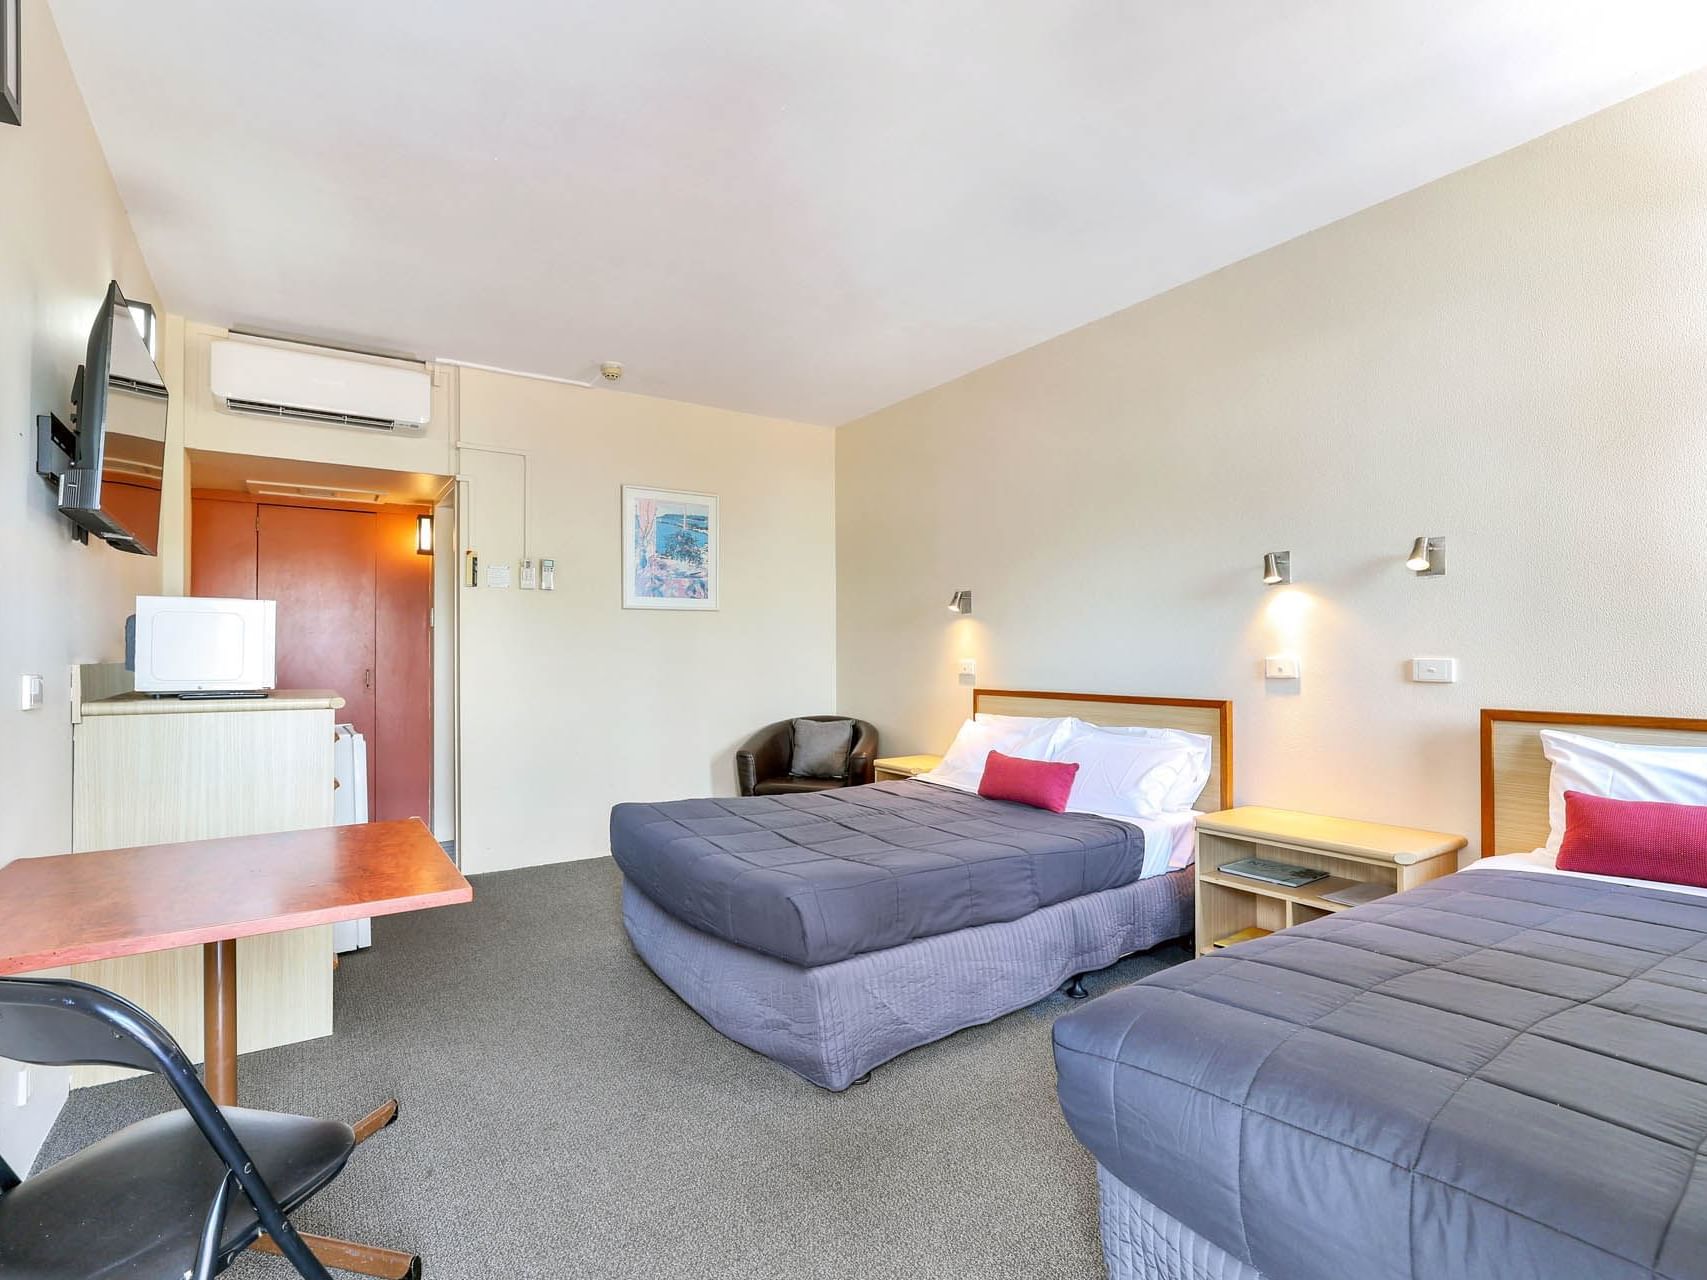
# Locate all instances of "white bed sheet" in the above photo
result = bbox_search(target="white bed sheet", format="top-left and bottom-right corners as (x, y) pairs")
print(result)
(1466, 847), (1707, 902)
(908, 773), (1196, 878)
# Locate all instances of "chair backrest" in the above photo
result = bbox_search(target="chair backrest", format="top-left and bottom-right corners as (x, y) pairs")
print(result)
(0, 977), (185, 1075)
(0, 977), (335, 1279)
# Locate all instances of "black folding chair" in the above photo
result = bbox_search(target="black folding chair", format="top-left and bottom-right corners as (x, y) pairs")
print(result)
(0, 976), (359, 1279)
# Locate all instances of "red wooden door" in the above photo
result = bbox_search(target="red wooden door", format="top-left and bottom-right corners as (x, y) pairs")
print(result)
(373, 510), (433, 823)
(257, 506), (378, 804)
(191, 498), (259, 598)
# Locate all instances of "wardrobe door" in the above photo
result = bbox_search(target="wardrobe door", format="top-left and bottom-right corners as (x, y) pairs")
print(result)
(257, 505), (378, 801)
(374, 509), (433, 822)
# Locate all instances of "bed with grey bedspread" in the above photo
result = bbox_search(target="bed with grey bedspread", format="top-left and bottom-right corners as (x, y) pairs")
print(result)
(611, 780), (1152, 966)
(611, 780), (1192, 1088)
(1053, 868), (1707, 1280)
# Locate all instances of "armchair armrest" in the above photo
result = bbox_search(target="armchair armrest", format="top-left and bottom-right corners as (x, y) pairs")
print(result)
(847, 721), (879, 785)
(736, 721), (791, 795)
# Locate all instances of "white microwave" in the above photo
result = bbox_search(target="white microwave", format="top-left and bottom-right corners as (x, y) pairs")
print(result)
(130, 596), (277, 695)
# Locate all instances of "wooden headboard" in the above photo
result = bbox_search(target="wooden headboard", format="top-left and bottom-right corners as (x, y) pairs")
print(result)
(973, 688), (1233, 813)
(1480, 708), (1707, 855)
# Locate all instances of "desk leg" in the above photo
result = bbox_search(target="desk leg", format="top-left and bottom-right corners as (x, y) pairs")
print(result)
(203, 939), (239, 1106)
(204, 940), (422, 1277)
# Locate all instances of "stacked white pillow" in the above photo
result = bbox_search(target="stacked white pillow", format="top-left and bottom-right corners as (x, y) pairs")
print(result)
(919, 713), (1211, 821)
(1053, 719), (1212, 821)
(923, 715), (1072, 791)
(1540, 729), (1707, 855)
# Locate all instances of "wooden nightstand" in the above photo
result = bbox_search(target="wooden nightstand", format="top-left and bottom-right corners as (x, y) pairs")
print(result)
(1193, 806), (1466, 956)
(873, 754), (943, 783)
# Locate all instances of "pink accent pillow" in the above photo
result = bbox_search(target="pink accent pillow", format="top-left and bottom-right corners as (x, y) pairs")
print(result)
(977, 750), (1079, 813)
(1557, 790), (1707, 888)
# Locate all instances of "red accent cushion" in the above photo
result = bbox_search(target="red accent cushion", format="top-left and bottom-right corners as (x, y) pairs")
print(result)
(978, 750), (1079, 813)
(1557, 790), (1707, 888)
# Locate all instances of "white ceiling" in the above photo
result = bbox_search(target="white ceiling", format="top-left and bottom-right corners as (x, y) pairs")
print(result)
(51, 2), (1707, 426)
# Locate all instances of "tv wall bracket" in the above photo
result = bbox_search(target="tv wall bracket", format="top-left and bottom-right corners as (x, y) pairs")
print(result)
(35, 365), (89, 543)
(35, 411), (75, 486)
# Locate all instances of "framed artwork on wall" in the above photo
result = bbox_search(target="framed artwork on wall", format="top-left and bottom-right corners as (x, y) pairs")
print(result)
(622, 485), (719, 610)
(1, 0), (19, 127)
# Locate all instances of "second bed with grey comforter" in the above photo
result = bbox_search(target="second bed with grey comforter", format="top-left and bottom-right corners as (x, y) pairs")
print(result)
(611, 779), (1193, 1088)
(1054, 868), (1707, 1280)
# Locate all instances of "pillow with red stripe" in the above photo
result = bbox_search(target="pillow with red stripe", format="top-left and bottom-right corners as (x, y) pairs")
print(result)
(1556, 790), (1707, 888)
(978, 750), (1079, 813)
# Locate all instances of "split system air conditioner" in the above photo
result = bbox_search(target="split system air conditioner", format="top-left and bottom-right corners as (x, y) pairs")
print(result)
(209, 339), (432, 435)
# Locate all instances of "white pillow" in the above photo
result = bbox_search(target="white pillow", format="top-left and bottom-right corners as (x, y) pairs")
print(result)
(1052, 721), (1212, 820)
(923, 716), (1069, 791)
(1540, 729), (1707, 854)
(1060, 719), (1212, 813)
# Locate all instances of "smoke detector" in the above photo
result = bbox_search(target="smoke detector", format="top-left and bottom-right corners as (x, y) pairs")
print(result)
(599, 361), (624, 382)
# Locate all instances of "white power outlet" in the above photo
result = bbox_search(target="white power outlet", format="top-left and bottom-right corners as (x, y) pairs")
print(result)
(958, 658), (976, 678)
(1263, 654), (1301, 680)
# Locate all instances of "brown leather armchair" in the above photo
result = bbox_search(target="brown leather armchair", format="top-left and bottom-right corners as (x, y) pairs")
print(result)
(737, 717), (879, 796)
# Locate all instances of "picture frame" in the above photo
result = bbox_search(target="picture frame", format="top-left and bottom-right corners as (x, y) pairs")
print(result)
(1, 0), (18, 128)
(622, 485), (719, 610)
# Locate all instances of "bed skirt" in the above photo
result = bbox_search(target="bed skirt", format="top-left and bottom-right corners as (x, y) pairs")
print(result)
(619, 865), (1193, 1091)
(1098, 1165), (1264, 1280)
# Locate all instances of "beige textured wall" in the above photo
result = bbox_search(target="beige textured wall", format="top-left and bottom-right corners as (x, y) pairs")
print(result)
(455, 368), (836, 872)
(837, 70), (1707, 851)
(0, 0), (163, 1169)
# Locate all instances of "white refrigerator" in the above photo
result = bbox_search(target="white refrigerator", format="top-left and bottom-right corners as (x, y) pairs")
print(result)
(331, 723), (373, 952)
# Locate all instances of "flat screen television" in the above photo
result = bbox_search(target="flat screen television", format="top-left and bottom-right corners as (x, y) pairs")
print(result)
(54, 281), (169, 554)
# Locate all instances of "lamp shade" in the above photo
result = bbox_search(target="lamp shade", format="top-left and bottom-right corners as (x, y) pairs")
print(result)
(1407, 536), (1445, 575)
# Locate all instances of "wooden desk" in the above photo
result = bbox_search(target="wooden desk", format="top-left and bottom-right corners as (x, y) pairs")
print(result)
(0, 819), (472, 1279)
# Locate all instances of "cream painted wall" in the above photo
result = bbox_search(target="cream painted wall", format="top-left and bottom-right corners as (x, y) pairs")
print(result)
(454, 368), (836, 872)
(837, 69), (1707, 853)
(0, 0), (164, 1171)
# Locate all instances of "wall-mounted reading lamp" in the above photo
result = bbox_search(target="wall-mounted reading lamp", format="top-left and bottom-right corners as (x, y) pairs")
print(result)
(416, 514), (433, 556)
(947, 590), (972, 615)
(1406, 536), (1445, 576)
(1261, 552), (1291, 586)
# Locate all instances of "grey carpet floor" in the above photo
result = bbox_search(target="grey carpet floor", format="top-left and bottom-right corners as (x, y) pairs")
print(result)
(38, 858), (1187, 1279)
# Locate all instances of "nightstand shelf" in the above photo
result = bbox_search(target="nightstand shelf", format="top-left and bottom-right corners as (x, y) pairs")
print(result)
(873, 754), (943, 783)
(1194, 807), (1466, 956)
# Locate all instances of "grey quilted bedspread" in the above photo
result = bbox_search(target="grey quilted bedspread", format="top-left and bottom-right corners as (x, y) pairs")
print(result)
(609, 780), (1146, 967)
(1054, 868), (1707, 1280)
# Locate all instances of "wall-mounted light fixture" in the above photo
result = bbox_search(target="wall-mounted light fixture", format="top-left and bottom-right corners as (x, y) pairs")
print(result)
(946, 590), (972, 615)
(1261, 552), (1291, 586)
(1406, 536), (1445, 576)
(416, 513), (433, 556)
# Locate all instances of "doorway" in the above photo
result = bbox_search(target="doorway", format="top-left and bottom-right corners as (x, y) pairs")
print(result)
(190, 490), (433, 823)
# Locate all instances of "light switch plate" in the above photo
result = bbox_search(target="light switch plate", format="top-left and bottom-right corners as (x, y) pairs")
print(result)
(1263, 654), (1301, 680)
(519, 559), (537, 590)
(18, 674), (42, 711)
(958, 658), (976, 677)
(1411, 656), (1457, 684)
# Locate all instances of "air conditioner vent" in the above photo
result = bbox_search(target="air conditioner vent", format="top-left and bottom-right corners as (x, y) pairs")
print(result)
(223, 397), (422, 434)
